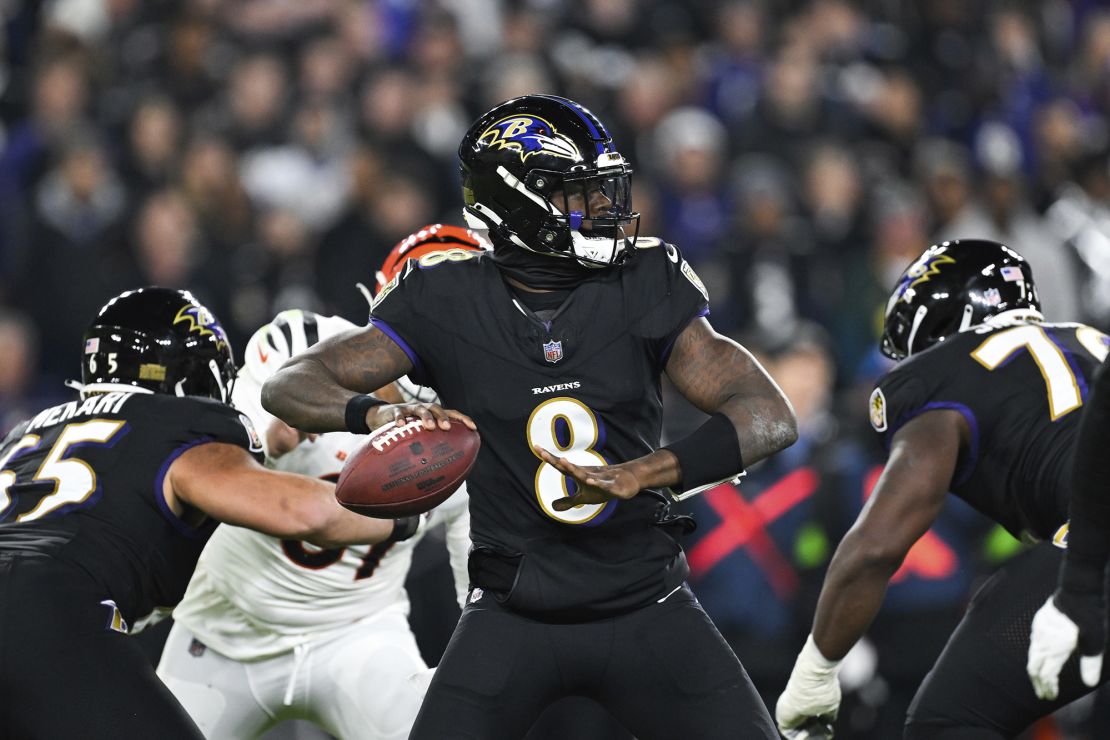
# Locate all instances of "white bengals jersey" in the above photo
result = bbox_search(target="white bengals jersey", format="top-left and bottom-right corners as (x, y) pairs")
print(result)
(172, 374), (471, 661)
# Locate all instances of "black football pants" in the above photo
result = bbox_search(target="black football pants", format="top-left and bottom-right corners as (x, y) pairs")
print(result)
(905, 543), (1109, 739)
(408, 583), (777, 740)
(0, 553), (204, 740)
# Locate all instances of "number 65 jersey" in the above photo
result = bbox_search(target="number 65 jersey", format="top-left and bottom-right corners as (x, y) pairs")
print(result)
(370, 240), (710, 620)
(0, 392), (261, 630)
(869, 320), (1110, 542)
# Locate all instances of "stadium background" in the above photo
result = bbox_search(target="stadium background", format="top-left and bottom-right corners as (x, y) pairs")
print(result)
(3, 1), (1110, 738)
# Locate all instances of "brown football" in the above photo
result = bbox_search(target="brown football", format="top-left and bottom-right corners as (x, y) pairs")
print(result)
(335, 420), (480, 518)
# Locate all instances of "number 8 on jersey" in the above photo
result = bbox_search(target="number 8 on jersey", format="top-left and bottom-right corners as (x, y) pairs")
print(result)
(527, 397), (614, 525)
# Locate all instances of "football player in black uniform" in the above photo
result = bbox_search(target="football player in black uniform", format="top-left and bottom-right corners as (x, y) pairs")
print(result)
(1027, 334), (1110, 701)
(261, 94), (798, 739)
(775, 239), (1110, 739)
(0, 288), (419, 740)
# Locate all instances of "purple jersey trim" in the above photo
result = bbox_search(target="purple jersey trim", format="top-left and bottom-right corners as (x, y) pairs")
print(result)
(154, 437), (217, 539)
(888, 401), (980, 487)
(370, 318), (429, 386)
(659, 306), (711, 369)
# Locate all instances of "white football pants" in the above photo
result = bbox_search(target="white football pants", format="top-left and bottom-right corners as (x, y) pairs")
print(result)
(157, 612), (432, 740)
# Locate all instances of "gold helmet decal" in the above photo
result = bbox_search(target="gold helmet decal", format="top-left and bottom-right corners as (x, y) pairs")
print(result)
(173, 304), (228, 351)
(889, 251), (957, 313)
(477, 115), (582, 163)
(905, 252), (956, 291)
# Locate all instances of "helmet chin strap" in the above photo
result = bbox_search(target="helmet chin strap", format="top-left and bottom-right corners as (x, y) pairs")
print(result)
(463, 205), (494, 232)
(905, 305), (930, 357)
(958, 303), (976, 333)
(209, 359), (229, 403)
(464, 204), (542, 255)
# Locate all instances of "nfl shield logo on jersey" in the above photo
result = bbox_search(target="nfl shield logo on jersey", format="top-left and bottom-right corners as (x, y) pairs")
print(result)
(543, 340), (563, 364)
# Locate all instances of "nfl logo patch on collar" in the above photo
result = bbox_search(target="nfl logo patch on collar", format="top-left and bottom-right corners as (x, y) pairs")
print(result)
(543, 339), (563, 364)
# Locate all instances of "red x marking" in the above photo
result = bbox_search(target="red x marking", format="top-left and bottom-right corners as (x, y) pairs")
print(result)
(687, 468), (819, 598)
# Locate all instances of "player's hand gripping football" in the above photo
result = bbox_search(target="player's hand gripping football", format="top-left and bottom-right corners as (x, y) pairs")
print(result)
(1027, 589), (1106, 700)
(533, 447), (643, 511)
(776, 636), (841, 739)
(367, 402), (476, 433)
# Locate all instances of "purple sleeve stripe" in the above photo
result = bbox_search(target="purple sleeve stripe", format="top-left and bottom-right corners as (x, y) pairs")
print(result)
(370, 318), (429, 386)
(154, 437), (216, 539)
(888, 401), (980, 486)
(659, 307), (711, 368)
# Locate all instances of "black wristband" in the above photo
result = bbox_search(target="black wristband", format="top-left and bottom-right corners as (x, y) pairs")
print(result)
(388, 515), (421, 543)
(661, 412), (744, 493)
(344, 394), (387, 435)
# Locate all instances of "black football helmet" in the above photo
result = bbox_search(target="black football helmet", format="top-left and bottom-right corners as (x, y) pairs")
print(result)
(880, 239), (1042, 360)
(81, 287), (236, 402)
(458, 94), (639, 267)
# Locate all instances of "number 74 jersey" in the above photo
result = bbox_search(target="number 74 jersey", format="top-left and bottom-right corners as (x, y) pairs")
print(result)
(868, 321), (1110, 541)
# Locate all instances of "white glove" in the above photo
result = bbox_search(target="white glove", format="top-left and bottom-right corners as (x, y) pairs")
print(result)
(776, 635), (842, 738)
(1027, 595), (1103, 700)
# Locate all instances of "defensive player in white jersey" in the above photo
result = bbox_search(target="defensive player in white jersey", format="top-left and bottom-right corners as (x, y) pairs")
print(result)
(157, 227), (486, 740)
(157, 306), (470, 740)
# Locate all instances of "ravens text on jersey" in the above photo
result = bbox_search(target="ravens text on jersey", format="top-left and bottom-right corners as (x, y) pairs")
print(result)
(262, 94), (794, 740)
(370, 238), (707, 619)
(365, 237), (783, 740)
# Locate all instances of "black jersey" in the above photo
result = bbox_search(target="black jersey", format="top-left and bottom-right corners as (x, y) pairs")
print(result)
(370, 238), (710, 618)
(0, 391), (261, 628)
(870, 321), (1110, 540)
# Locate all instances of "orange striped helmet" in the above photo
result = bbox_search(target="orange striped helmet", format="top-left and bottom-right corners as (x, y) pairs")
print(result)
(374, 224), (490, 296)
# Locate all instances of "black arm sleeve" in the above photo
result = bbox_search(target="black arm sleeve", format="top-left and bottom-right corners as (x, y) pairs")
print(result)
(1062, 358), (1110, 594)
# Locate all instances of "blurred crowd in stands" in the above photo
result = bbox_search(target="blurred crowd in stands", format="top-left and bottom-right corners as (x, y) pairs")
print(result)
(5, 1), (1110, 738)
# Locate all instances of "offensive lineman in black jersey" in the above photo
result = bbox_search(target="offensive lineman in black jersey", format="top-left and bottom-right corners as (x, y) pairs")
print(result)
(261, 94), (798, 739)
(776, 239), (1110, 739)
(0, 288), (421, 740)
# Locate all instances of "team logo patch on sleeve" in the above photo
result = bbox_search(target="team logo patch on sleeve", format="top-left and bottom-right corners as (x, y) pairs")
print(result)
(239, 413), (264, 453)
(869, 388), (888, 432)
(680, 260), (708, 301)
